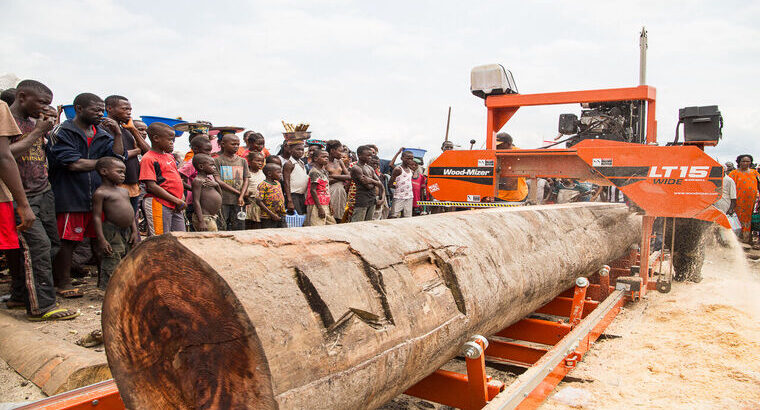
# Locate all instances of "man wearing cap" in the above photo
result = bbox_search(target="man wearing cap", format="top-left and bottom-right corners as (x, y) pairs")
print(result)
(495, 132), (528, 202)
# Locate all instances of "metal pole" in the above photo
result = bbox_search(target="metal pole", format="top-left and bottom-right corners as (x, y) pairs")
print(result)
(639, 27), (647, 85)
(638, 27), (648, 143)
(444, 106), (452, 142)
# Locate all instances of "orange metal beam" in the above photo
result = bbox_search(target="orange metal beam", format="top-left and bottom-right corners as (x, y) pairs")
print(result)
(404, 369), (504, 410)
(16, 380), (122, 410)
(485, 339), (548, 367)
(482, 85), (658, 149)
(534, 297), (599, 319)
(466, 341), (490, 410)
(568, 282), (589, 326)
(494, 318), (572, 346)
(486, 86), (656, 108)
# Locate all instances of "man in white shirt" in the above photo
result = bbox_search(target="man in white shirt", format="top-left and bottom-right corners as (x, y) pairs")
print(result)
(714, 166), (737, 215)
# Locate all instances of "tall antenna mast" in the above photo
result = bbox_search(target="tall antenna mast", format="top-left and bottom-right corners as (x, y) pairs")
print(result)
(639, 27), (648, 85)
(444, 106), (452, 142)
(638, 27), (648, 143)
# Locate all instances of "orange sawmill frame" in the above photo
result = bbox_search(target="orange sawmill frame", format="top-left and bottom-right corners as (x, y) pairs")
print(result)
(484, 86), (657, 149)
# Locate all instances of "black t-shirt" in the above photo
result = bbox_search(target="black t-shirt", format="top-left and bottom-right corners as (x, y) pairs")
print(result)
(120, 125), (140, 184)
(354, 164), (377, 207)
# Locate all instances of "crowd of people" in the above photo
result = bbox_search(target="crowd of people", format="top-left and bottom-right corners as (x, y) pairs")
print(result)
(0, 80), (437, 322)
(0, 79), (754, 322)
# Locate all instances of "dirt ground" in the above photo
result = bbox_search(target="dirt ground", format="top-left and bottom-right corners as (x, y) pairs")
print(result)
(1, 231), (759, 409)
(542, 233), (760, 409)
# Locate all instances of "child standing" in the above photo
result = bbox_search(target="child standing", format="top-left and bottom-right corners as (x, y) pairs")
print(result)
(179, 135), (213, 192)
(180, 136), (213, 229)
(305, 149), (335, 226)
(139, 123), (186, 235)
(257, 163), (286, 229)
(91, 157), (138, 289)
(245, 151), (266, 229)
(388, 150), (415, 218)
(191, 154), (222, 232)
(214, 133), (248, 230)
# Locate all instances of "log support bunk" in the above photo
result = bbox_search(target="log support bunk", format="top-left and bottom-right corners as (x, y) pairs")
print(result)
(19, 246), (658, 410)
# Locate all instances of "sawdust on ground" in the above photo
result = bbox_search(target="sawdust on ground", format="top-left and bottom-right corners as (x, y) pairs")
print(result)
(543, 234), (760, 409)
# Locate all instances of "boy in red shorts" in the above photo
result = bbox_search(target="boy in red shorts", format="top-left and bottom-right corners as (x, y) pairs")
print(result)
(140, 122), (186, 234)
(47, 93), (125, 297)
(5, 80), (78, 320)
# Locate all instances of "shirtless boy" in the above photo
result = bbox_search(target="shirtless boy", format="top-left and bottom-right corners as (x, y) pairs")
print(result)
(191, 154), (222, 231)
(91, 157), (138, 289)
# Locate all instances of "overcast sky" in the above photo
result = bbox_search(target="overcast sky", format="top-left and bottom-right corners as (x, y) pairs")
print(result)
(2, 1), (757, 163)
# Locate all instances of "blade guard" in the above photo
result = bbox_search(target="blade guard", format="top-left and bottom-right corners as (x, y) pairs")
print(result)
(427, 140), (729, 228)
(573, 140), (727, 228)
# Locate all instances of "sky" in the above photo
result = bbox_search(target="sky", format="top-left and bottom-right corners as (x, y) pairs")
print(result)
(2, 1), (758, 163)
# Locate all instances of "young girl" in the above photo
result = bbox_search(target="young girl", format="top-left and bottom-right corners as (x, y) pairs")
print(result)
(305, 150), (335, 226)
(256, 163), (287, 229)
(245, 151), (266, 229)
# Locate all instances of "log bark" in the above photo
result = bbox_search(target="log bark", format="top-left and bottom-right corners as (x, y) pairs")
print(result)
(0, 313), (111, 395)
(102, 203), (640, 409)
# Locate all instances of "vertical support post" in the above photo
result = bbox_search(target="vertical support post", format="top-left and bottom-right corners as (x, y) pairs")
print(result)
(463, 336), (489, 410)
(569, 277), (589, 326)
(598, 265), (610, 301)
(646, 99), (657, 144)
(529, 176), (538, 204)
(639, 216), (655, 296)
(486, 107), (495, 149)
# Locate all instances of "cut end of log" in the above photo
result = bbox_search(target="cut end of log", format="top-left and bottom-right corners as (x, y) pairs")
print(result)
(101, 235), (275, 409)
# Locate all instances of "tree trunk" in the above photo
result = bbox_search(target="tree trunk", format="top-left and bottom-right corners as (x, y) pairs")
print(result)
(102, 203), (640, 409)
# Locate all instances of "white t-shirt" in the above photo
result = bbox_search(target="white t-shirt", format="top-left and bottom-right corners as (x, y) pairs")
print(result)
(714, 175), (737, 213)
(289, 157), (308, 194)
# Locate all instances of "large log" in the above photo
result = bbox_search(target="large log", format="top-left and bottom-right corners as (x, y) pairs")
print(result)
(0, 312), (111, 395)
(102, 203), (640, 409)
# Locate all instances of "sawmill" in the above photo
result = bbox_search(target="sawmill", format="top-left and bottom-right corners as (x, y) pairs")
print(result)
(13, 30), (732, 410)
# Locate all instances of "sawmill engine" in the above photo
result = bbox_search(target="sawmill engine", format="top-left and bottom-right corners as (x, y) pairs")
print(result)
(558, 101), (645, 147)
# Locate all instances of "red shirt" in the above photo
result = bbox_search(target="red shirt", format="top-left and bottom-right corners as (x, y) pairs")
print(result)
(87, 125), (95, 146)
(139, 150), (184, 209)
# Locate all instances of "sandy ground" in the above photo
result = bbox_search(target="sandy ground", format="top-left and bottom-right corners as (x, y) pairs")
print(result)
(543, 233), (760, 409)
(1, 232), (759, 409)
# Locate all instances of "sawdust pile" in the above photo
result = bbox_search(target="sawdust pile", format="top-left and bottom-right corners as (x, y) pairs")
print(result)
(546, 232), (760, 409)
